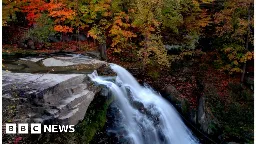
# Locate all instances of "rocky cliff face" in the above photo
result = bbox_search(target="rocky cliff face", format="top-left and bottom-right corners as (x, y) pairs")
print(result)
(3, 71), (97, 125)
(2, 54), (113, 143)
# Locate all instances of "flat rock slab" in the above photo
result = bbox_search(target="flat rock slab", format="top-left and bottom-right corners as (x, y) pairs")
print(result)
(3, 71), (82, 96)
(3, 54), (107, 74)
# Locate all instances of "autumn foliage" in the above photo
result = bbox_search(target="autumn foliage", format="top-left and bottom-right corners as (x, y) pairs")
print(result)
(2, 0), (254, 74)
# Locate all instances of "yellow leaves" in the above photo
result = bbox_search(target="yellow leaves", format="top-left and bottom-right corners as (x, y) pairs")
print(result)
(239, 51), (254, 63)
(233, 60), (238, 65)
(219, 43), (253, 74)
(2, 21), (8, 26)
(228, 53), (235, 60)
(222, 64), (242, 74)
(88, 30), (98, 39)
(245, 51), (253, 60)
(224, 47), (232, 53)
(214, 0), (253, 39)
(88, 26), (106, 44)
(109, 13), (137, 49)
(201, 0), (213, 3)
(230, 67), (242, 73)
(113, 48), (122, 53)
(103, 12), (111, 17)
(239, 57), (246, 63)
(138, 34), (169, 67)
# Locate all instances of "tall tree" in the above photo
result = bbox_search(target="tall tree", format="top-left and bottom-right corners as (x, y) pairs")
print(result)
(214, 0), (254, 74)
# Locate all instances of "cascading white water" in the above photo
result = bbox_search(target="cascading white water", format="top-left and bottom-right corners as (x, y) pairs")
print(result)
(89, 64), (199, 144)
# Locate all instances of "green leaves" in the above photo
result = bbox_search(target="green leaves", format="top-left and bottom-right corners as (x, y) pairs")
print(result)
(25, 13), (56, 43)
(213, 0), (254, 74)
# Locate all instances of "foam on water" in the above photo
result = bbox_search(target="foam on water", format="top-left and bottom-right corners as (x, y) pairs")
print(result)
(89, 64), (199, 144)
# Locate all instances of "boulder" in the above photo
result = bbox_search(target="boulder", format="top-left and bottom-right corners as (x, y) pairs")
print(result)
(2, 54), (110, 126)
(197, 96), (214, 134)
(165, 84), (180, 99)
(164, 84), (188, 113)
(48, 35), (60, 43)
(3, 71), (97, 125)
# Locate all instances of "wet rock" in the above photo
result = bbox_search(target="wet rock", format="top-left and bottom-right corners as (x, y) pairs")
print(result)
(197, 96), (213, 134)
(42, 57), (75, 66)
(62, 35), (72, 42)
(86, 51), (101, 59)
(71, 34), (87, 41)
(42, 55), (106, 68)
(165, 84), (180, 99)
(2, 54), (111, 126)
(48, 35), (60, 43)
(100, 87), (111, 97)
(3, 54), (107, 74)
(97, 64), (116, 76)
(2, 54), (117, 144)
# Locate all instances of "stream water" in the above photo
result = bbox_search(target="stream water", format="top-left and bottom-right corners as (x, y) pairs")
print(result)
(89, 64), (199, 144)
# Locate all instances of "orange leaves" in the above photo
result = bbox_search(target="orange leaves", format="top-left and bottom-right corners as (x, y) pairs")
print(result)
(245, 51), (253, 61)
(54, 25), (73, 33)
(214, 0), (253, 74)
(214, 0), (253, 39)
(103, 11), (111, 17)
(88, 30), (98, 39)
(109, 12), (137, 49)
(47, 1), (75, 22)
(114, 19), (123, 26)
(48, 8), (75, 22)
(148, 26), (155, 32)
(198, 9), (211, 28)
(21, 0), (75, 32)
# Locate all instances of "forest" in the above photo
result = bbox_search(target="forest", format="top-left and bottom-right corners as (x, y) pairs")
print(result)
(2, 0), (254, 144)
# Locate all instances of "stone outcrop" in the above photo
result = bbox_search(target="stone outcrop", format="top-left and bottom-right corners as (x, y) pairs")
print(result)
(197, 96), (214, 135)
(2, 54), (108, 126)
(3, 54), (106, 74)
(164, 84), (214, 135)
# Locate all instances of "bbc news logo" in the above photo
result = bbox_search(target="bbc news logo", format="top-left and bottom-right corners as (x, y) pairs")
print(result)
(5, 123), (75, 134)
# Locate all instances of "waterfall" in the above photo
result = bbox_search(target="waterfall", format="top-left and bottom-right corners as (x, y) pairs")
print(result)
(88, 64), (199, 144)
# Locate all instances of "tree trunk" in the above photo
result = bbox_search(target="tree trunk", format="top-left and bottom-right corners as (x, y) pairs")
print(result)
(241, 3), (251, 82)
(98, 43), (107, 60)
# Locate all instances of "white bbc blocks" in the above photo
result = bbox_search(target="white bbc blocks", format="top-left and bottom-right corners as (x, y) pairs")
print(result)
(31, 123), (41, 134)
(18, 123), (28, 134)
(6, 123), (16, 134)
(5, 123), (75, 134)
(6, 123), (41, 134)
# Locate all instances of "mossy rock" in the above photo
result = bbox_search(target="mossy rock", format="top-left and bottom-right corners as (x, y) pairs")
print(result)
(24, 88), (114, 144)
(75, 89), (114, 144)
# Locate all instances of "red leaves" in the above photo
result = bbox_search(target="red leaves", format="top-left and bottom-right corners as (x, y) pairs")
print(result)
(14, 137), (22, 144)
(22, 0), (47, 25)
